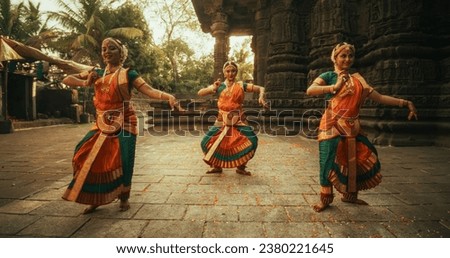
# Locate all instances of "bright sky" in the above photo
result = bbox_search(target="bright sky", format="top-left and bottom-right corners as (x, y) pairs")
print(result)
(10, 0), (251, 59)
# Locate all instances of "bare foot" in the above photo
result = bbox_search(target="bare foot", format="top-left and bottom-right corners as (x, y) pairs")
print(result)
(236, 168), (251, 176)
(119, 200), (130, 212)
(83, 205), (99, 214)
(206, 167), (223, 174)
(341, 197), (368, 205)
(313, 203), (329, 212)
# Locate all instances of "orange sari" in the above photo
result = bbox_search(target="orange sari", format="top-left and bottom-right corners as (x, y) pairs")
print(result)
(62, 68), (138, 205)
(317, 72), (382, 193)
(201, 82), (257, 168)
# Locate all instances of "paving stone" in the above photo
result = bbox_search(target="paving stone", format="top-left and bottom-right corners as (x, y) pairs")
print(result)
(323, 221), (396, 237)
(381, 221), (450, 237)
(204, 221), (265, 238)
(141, 220), (204, 237)
(214, 193), (259, 206)
(0, 200), (45, 214)
(337, 206), (399, 222)
(185, 205), (239, 222)
(134, 204), (187, 220)
(0, 214), (41, 235)
(0, 124), (449, 239)
(252, 193), (308, 206)
(29, 200), (86, 217)
(72, 218), (148, 238)
(393, 193), (450, 205)
(286, 206), (350, 222)
(264, 222), (330, 238)
(386, 204), (450, 221)
(130, 191), (171, 204)
(26, 188), (65, 201)
(17, 216), (89, 237)
(238, 206), (290, 222)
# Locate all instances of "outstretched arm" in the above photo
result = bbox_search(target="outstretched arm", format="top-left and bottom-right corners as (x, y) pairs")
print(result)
(133, 78), (184, 111)
(198, 79), (221, 96)
(62, 69), (98, 87)
(246, 83), (268, 108)
(368, 90), (418, 120)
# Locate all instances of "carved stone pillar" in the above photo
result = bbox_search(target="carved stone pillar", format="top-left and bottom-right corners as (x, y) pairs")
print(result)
(254, 0), (270, 86)
(356, 0), (446, 146)
(308, 0), (353, 83)
(265, 0), (306, 102)
(210, 11), (229, 80)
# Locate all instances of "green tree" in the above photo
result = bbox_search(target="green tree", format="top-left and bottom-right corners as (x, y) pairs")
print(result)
(179, 53), (214, 93)
(229, 37), (254, 82)
(22, 1), (58, 50)
(0, 0), (24, 39)
(0, 0), (58, 50)
(47, 0), (143, 65)
(153, 0), (197, 83)
(100, 1), (157, 77)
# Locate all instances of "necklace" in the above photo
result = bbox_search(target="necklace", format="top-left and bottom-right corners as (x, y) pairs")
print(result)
(100, 66), (122, 93)
(344, 75), (354, 95)
(224, 80), (235, 96)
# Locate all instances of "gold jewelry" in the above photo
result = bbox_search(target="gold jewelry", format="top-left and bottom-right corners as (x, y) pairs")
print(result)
(224, 81), (235, 96)
(398, 99), (408, 107)
(100, 67), (121, 93)
(330, 85), (336, 94)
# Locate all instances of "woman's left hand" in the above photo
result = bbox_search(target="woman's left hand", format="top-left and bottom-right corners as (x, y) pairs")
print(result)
(407, 101), (418, 120)
(169, 96), (185, 112)
(259, 97), (269, 109)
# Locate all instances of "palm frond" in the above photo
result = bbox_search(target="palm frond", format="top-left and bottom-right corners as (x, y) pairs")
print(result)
(105, 27), (143, 39)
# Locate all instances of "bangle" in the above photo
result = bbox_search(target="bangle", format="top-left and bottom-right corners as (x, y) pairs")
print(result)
(330, 85), (336, 94)
(159, 91), (164, 100)
(399, 99), (408, 107)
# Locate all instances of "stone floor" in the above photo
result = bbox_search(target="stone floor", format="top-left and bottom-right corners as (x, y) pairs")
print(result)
(0, 123), (449, 238)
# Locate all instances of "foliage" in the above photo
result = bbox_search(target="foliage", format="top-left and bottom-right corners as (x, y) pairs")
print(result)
(229, 37), (254, 82)
(22, 1), (58, 49)
(153, 0), (199, 85)
(47, 0), (143, 65)
(100, 1), (156, 74)
(0, 0), (24, 39)
(2, 0), (217, 94)
(179, 53), (214, 91)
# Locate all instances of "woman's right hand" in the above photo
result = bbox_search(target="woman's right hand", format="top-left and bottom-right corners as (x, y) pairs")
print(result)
(213, 79), (221, 91)
(85, 70), (99, 86)
(334, 71), (349, 91)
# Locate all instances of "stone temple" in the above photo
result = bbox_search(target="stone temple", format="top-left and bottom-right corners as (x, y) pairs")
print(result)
(191, 0), (450, 147)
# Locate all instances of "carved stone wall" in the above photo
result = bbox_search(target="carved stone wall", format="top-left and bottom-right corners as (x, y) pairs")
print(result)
(264, 0), (309, 101)
(191, 0), (450, 146)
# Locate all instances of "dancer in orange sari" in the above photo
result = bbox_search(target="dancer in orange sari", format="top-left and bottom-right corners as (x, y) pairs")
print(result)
(307, 42), (418, 212)
(62, 37), (183, 214)
(198, 61), (268, 175)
